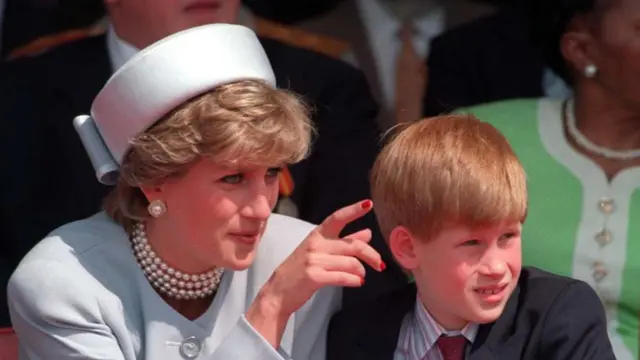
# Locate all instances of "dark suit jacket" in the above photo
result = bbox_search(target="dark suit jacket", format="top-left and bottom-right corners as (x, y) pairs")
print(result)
(0, 34), (406, 326)
(327, 267), (616, 360)
(0, 0), (105, 60)
(423, 4), (545, 117)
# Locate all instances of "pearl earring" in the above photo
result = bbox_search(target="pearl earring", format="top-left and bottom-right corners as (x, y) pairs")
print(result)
(584, 64), (598, 78)
(147, 200), (167, 218)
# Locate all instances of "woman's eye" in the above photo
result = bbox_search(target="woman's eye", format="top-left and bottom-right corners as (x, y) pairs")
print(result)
(266, 167), (283, 178)
(220, 174), (243, 184)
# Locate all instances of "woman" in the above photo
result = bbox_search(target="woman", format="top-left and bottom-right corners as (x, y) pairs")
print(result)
(459, 0), (640, 359)
(7, 24), (384, 359)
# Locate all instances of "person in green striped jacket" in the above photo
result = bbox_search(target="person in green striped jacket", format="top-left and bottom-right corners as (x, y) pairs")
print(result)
(457, 1), (640, 358)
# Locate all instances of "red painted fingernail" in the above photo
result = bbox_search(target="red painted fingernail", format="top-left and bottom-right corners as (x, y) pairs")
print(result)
(380, 261), (386, 271)
(360, 277), (365, 285)
(361, 200), (372, 210)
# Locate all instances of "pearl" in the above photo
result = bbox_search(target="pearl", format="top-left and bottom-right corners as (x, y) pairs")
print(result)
(130, 222), (224, 300)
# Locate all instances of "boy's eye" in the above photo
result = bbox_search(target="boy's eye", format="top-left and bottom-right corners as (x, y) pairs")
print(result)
(499, 232), (517, 242)
(461, 239), (481, 246)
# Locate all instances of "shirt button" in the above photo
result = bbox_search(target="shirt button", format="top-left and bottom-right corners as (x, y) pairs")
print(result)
(597, 197), (615, 214)
(592, 261), (608, 282)
(594, 229), (613, 246)
(180, 336), (202, 359)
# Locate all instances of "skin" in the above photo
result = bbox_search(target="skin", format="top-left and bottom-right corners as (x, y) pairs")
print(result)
(561, 0), (640, 178)
(389, 221), (522, 330)
(141, 157), (384, 345)
(142, 160), (281, 275)
(104, 0), (241, 49)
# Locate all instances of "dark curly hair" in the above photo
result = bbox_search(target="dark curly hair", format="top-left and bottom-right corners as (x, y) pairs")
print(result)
(528, 0), (616, 85)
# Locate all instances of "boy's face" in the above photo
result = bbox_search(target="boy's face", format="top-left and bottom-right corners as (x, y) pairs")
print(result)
(397, 221), (522, 330)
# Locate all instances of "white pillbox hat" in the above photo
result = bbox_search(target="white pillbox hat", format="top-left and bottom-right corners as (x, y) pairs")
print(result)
(74, 24), (276, 185)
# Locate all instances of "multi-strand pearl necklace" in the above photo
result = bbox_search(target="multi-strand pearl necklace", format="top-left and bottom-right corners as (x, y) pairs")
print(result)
(131, 222), (224, 300)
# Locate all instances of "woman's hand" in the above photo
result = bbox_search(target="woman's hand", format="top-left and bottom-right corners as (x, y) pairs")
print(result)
(245, 199), (384, 347)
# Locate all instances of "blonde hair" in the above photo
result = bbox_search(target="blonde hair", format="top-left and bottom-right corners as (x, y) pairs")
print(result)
(371, 114), (527, 242)
(104, 79), (313, 231)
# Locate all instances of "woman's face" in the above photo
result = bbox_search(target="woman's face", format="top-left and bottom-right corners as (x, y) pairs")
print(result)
(147, 158), (282, 272)
(586, 0), (640, 105)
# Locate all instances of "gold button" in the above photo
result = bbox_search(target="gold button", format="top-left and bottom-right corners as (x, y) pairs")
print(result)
(592, 261), (608, 282)
(598, 197), (615, 214)
(594, 229), (613, 246)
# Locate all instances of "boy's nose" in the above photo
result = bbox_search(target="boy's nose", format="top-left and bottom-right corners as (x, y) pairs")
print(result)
(479, 260), (507, 279)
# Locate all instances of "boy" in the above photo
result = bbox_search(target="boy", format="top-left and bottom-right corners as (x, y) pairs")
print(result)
(326, 115), (615, 360)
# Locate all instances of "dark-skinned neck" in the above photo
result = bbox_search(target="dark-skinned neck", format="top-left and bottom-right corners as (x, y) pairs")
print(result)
(569, 81), (640, 179)
(573, 83), (640, 152)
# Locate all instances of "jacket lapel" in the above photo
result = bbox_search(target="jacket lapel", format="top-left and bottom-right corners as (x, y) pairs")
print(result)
(347, 280), (521, 359)
(353, 284), (417, 359)
(52, 34), (113, 109)
(468, 284), (521, 359)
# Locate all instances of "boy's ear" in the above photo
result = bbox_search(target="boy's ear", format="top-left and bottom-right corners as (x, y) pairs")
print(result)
(388, 226), (420, 270)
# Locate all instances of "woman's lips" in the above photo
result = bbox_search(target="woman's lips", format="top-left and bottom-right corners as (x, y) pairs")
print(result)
(228, 232), (260, 246)
(184, 0), (222, 12)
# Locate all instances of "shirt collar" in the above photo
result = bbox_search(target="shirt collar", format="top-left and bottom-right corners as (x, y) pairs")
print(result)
(105, 6), (256, 74)
(357, 0), (445, 39)
(106, 24), (141, 73)
(414, 296), (479, 355)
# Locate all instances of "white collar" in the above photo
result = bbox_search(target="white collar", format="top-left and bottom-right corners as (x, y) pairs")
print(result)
(414, 296), (479, 354)
(357, 0), (445, 39)
(106, 24), (141, 73)
(104, 7), (257, 74)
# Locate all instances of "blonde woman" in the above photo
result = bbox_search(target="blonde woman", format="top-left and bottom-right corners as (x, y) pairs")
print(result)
(7, 24), (383, 360)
